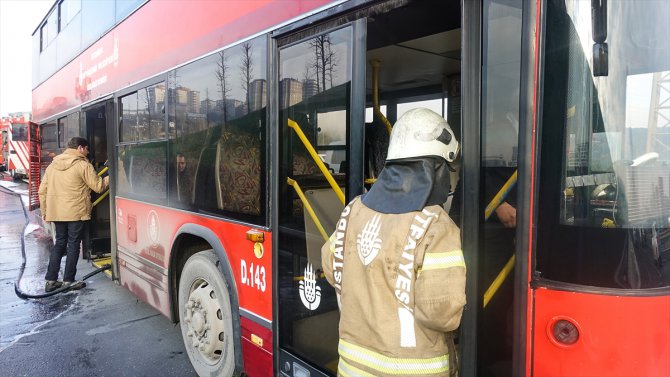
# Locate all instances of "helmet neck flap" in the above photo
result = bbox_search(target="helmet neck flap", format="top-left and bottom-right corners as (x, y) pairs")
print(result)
(361, 157), (450, 214)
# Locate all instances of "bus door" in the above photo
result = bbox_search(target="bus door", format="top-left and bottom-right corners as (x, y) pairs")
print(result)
(462, 1), (525, 376)
(83, 101), (113, 260)
(275, 1), (480, 376)
(275, 18), (363, 376)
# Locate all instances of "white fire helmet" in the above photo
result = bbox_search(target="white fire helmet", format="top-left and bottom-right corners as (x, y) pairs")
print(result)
(386, 108), (459, 163)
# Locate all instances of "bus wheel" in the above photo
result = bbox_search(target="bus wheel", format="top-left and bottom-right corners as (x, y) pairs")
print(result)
(179, 250), (236, 377)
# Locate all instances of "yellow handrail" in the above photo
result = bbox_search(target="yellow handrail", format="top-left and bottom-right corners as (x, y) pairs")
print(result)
(287, 118), (345, 205)
(482, 169), (518, 308)
(483, 254), (516, 308)
(93, 165), (109, 207)
(371, 60), (393, 134)
(92, 190), (109, 207)
(287, 177), (329, 242)
(484, 170), (517, 221)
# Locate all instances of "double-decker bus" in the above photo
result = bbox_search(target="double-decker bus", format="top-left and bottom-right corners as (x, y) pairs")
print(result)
(31, 1), (669, 376)
(1, 115), (31, 179)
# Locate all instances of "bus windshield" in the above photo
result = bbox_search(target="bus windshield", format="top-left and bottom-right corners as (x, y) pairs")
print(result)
(537, 0), (670, 289)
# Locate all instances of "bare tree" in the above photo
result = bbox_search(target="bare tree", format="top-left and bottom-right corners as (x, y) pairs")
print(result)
(302, 63), (313, 82)
(240, 42), (254, 114)
(309, 35), (337, 92)
(216, 50), (231, 124)
(141, 87), (152, 139)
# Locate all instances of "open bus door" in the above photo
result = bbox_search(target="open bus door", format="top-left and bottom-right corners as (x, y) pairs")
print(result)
(82, 101), (114, 266)
(275, 18), (363, 377)
(28, 121), (41, 210)
(272, 4), (480, 374)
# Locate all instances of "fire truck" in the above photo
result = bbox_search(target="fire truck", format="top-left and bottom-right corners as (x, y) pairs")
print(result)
(1, 115), (31, 180)
(0, 118), (9, 172)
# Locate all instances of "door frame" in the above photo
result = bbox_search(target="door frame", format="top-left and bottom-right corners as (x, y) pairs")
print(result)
(271, 16), (367, 377)
(512, 0), (542, 376)
(459, 0), (483, 375)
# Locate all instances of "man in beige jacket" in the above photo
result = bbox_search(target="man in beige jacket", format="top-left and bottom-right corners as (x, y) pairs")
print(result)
(322, 108), (466, 376)
(39, 137), (109, 292)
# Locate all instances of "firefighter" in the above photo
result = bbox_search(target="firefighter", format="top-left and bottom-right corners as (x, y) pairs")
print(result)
(322, 108), (466, 377)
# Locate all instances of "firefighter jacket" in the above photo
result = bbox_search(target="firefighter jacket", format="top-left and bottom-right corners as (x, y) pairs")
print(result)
(39, 148), (109, 222)
(322, 197), (466, 377)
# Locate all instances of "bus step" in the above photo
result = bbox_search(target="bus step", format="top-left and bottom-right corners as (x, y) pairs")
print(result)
(91, 256), (113, 279)
(89, 237), (111, 259)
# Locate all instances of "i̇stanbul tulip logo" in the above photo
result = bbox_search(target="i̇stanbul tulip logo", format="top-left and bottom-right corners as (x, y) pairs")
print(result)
(299, 263), (321, 310)
(148, 210), (159, 245)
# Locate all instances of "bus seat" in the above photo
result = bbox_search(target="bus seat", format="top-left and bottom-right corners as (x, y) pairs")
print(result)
(217, 133), (262, 215)
(302, 188), (344, 271)
(192, 146), (219, 209)
(365, 121), (389, 179)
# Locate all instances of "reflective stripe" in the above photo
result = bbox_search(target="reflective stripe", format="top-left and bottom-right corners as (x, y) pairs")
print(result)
(338, 358), (376, 377)
(421, 250), (465, 271)
(398, 307), (416, 347)
(339, 339), (449, 375)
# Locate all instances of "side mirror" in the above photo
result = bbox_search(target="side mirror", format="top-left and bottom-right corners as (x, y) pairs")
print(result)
(591, 0), (608, 76)
(593, 42), (608, 77)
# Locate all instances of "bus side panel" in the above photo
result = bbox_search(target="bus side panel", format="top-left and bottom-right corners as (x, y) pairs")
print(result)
(115, 197), (273, 322)
(240, 316), (273, 377)
(32, 0), (336, 122)
(532, 288), (670, 377)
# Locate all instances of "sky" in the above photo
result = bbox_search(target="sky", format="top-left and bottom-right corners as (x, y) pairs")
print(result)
(0, 0), (54, 117)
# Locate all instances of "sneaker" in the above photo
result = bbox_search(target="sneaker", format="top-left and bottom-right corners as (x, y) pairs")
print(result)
(62, 281), (86, 290)
(45, 280), (63, 293)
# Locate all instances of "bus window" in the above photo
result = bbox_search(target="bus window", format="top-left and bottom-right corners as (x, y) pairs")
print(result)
(278, 26), (352, 374)
(41, 121), (58, 148)
(66, 112), (81, 141)
(477, 1), (523, 375)
(316, 111), (346, 173)
(397, 98), (445, 119)
(120, 92), (139, 142)
(119, 84), (165, 143)
(139, 83), (166, 140)
(537, 0), (670, 288)
(116, 142), (167, 203)
(118, 83), (169, 205)
(168, 35), (267, 224)
(57, 117), (68, 147)
(365, 105), (386, 123)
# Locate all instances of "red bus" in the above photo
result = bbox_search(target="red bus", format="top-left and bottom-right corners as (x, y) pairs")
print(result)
(32, 1), (669, 376)
(1, 115), (31, 179)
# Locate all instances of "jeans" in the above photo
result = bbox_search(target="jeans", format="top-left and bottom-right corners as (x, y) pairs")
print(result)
(45, 221), (86, 282)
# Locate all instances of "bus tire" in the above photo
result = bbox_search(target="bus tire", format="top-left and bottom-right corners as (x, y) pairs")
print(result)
(179, 250), (236, 377)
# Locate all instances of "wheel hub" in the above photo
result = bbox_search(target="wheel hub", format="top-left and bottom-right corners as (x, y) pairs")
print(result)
(184, 280), (225, 363)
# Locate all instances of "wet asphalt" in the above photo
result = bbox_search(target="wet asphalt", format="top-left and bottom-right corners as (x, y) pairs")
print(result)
(0, 175), (197, 377)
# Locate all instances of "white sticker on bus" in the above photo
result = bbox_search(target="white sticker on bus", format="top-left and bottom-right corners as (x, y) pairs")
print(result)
(299, 263), (321, 311)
